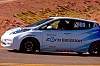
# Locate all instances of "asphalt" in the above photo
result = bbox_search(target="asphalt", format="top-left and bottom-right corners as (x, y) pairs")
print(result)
(0, 48), (100, 66)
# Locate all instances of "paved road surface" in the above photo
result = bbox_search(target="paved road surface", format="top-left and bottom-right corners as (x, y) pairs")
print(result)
(0, 48), (100, 65)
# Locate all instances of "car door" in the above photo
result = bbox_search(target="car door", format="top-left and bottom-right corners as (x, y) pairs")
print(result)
(40, 19), (71, 51)
(70, 20), (95, 52)
(71, 30), (89, 52)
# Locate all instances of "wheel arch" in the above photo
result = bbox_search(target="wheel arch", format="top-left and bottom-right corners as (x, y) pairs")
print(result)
(20, 37), (40, 51)
(88, 40), (100, 52)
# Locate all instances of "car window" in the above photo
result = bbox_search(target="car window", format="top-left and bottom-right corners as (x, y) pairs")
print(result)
(39, 20), (60, 30)
(39, 19), (96, 30)
(93, 23), (99, 28)
(39, 19), (71, 30)
(72, 21), (94, 30)
(73, 21), (86, 30)
(29, 18), (53, 27)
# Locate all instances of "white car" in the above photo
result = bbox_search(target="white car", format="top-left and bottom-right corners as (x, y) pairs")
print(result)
(1, 17), (100, 55)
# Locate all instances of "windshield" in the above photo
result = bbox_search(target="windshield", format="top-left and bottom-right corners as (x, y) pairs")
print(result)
(29, 18), (52, 27)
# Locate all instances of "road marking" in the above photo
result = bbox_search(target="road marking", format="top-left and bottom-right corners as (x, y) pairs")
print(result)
(0, 63), (100, 66)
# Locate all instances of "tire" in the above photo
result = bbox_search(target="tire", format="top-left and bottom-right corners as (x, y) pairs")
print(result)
(77, 52), (83, 55)
(20, 38), (36, 53)
(89, 42), (100, 56)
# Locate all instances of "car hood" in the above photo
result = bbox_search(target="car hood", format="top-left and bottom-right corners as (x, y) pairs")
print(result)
(4, 27), (36, 35)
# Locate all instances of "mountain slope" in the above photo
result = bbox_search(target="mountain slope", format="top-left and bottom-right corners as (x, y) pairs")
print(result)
(0, 0), (100, 47)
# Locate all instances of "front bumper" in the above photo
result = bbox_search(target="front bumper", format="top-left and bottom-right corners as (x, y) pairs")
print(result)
(1, 38), (13, 47)
(1, 32), (24, 50)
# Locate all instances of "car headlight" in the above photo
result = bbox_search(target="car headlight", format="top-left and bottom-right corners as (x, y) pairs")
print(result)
(13, 30), (22, 34)
(10, 29), (31, 35)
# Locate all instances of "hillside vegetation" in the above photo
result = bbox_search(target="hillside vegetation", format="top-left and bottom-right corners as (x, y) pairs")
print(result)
(0, 0), (100, 47)
(16, 5), (100, 24)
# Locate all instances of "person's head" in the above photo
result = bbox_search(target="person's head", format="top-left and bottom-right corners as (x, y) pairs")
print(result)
(58, 20), (67, 29)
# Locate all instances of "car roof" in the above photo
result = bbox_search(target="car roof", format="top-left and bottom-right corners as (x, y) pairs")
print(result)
(49, 17), (98, 23)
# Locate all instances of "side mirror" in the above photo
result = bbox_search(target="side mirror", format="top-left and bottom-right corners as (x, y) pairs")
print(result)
(47, 26), (53, 30)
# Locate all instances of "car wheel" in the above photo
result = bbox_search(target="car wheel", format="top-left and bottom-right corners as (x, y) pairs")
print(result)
(77, 52), (83, 55)
(89, 42), (100, 56)
(20, 38), (36, 53)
